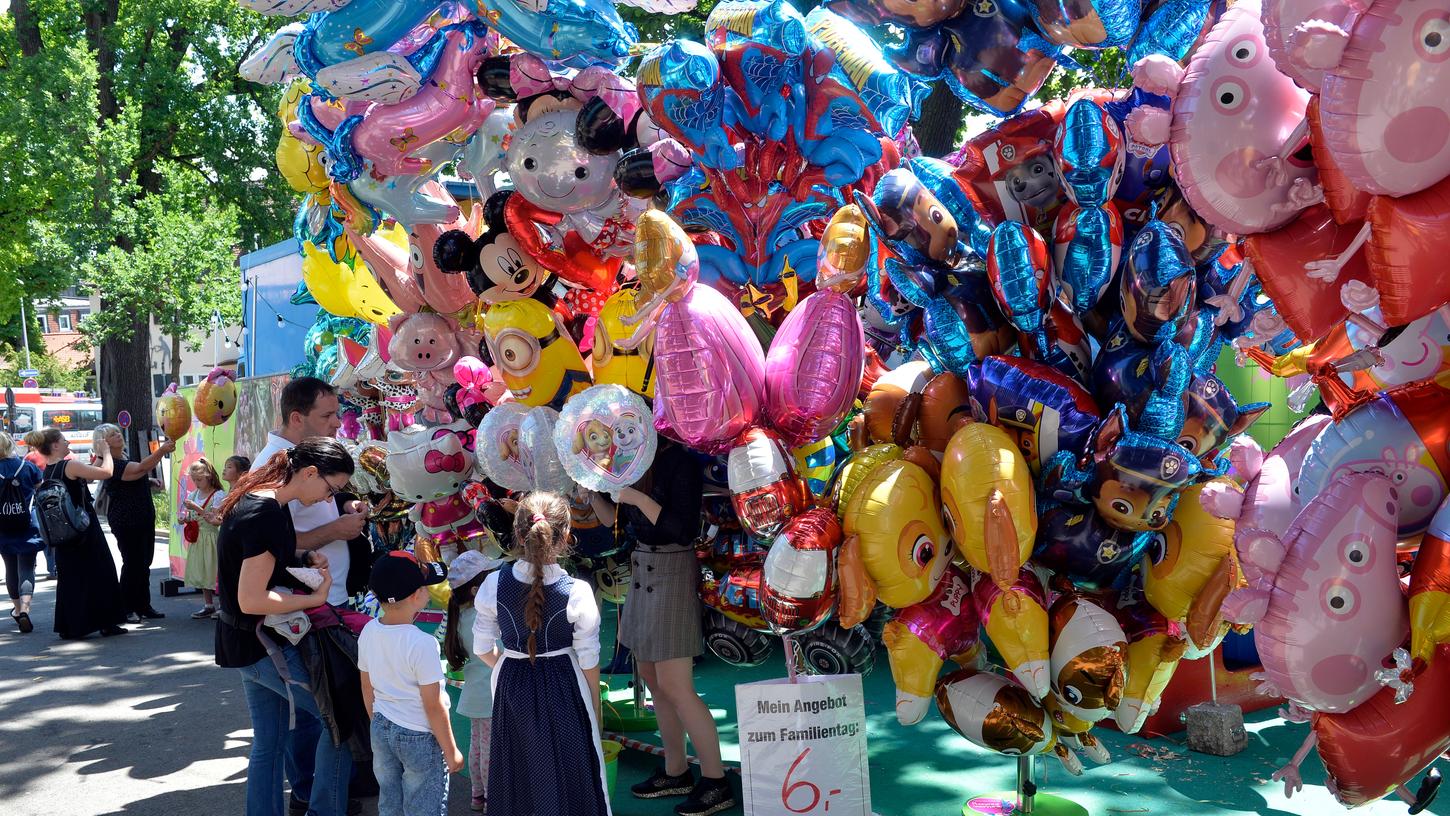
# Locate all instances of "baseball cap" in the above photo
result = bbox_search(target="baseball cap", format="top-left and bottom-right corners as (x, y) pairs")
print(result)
(370, 551), (448, 603)
(447, 550), (509, 589)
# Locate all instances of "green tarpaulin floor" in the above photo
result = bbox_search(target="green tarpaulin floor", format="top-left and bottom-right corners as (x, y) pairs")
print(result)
(590, 609), (1448, 816)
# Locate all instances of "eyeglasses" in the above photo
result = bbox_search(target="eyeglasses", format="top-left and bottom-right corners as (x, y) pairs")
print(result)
(323, 477), (347, 499)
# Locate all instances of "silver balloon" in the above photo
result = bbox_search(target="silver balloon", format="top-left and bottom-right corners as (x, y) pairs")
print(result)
(552, 384), (657, 495)
(520, 406), (574, 494)
(475, 402), (531, 492)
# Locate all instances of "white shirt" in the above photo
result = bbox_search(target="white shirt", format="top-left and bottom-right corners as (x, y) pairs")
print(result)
(472, 562), (601, 670)
(357, 618), (447, 733)
(255, 432), (350, 605)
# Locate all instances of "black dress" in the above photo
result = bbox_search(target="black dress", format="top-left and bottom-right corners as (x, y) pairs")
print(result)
(106, 456), (158, 614)
(488, 569), (610, 816)
(48, 461), (124, 638)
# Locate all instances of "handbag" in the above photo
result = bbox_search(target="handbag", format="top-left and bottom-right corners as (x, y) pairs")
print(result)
(182, 489), (217, 545)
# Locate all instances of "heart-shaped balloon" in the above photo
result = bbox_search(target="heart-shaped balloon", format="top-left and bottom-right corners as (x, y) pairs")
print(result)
(475, 401), (531, 492)
(520, 406), (573, 495)
(553, 384), (657, 496)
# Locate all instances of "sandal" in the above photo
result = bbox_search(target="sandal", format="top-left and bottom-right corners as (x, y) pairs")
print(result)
(191, 606), (216, 619)
(12, 611), (32, 633)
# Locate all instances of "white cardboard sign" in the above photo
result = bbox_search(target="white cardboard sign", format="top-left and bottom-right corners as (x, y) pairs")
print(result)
(736, 673), (871, 816)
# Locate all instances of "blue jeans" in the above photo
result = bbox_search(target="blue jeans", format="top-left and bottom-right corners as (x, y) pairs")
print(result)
(237, 644), (353, 816)
(2, 550), (37, 600)
(371, 713), (448, 816)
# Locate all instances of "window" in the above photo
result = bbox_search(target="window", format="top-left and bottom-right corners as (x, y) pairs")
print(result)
(1, 409), (36, 436)
(41, 409), (102, 432)
(182, 374), (201, 387)
(57, 313), (71, 332)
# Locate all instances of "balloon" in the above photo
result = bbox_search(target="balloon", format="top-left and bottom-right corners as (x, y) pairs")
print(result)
(193, 367), (238, 427)
(964, 355), (1102, 476)
(824, 0), (967, 29)
(1118, 220), (1195, 344)
(939, 422), (1037, 589)
(475, 401), (532, 492)
(1126, 0), (1225, 65)
(1364, 174), (1450, 328)
(458, 104), (514, 199)
(761, 508), (844, 635)
(1233, 472), (1406, 713)
(156, 383), (192, 440)
(635, 40), (738, 172)
(385, 421), (473, 503)
(764, 288), (865, 448)
(864, 168), (969, 269)
(300, 241), (402, 325)
(952, 101), (1069, 231)
(592, 288), (656, 399)
(972, 567), (1051, 699)
(471, 0), (636, 62)
(1261, 0), (1352, 92)
(1313, 0), (1450, 197)
(1304, 96), (1372, 225)
(829, 443), (903, 512)
(986, 221), (1055, 358)
(275, 80), (330, 194)
(882, 564), (981, 725)
(1141, 482), (1239, 647)
(434, 191), (554, 307)
(519, 407), (572, 495)
(1112, 598), (1187, 735)
(1048, 593), (1127, 724)
(387, 311), (460, 373)
(482, 299), (592, 409)
(1030, 0), (1142, 49)
(1152, 0), (1319, 235)
(1033, 502), (1148, 590)
(1244, 205), (1373, 342)
(838, 459), (955, 621)
(290, 0), (444, 70)
(726, 427), (808, 543)
(346, 223), (428, 315)
(1410, 500), (1450, 666)
(1052, 98), (1126, 313)
(936, 668), (1060, 760)
(552, 384), (657, 496)
(916, 373), (972, 452)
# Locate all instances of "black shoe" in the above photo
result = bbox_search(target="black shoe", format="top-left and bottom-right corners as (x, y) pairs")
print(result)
(287, 795), (307, 816)
(138, 608), (166, 620)
(14, 612), (32, 633)
(631, 766), (695, 799)
(347, 799), (362, 816)
(100, 625), (127, 636)
(674, 776), (737, 816)
(1410, 768), (1442, 814)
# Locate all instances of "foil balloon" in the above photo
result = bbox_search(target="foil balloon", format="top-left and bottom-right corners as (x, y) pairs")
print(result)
(936, 669), (1060, 761)
(1048, 593), (1128, 723)
(433, 191), (553, 307)
(951, 101), (1069, 231)
(475, 401), (532, 492)
(1148, 0), (1320, 235)
(156, 383), (192, 440)
(387, 311), (460, 373)
(1126, 0), (1225, 65)
(829, 443), (903, 513)
(1119, 219), (1195, 344)
(1142, 482), (1241, 648)
(1030, 0), (1142, 49)
(634, 39), (738, 172)
(1113, 598), (1188, 735)
(1232, 472), (1406, 713)
(193, 367), (239, 427)
(865, 168), (969, 269)
(761, 508), (844, 635)
(939, 422), (1037, 590)
(469, 0), (636, 62)
(862, 360), (932, 445)
(1260, 0), (1352, 92)
(300, 241), (403, 326)
(825, 0), (966, 28)
(838, 459), (955, 623)
(1033, 502), (1149, 590)
(592, 288), (657, 399)
(965, 355), (1102, 476)
(726, 427), (808, 543)
(482, 298), (592, 409)
(552, 384), (657, 497)
(290, 0), (444, 73)
(1313, 0), (1450, 197)
(519, 406), (572, 495)
(704, 0), (808, 145)
(883, 564), (981, 725)
(1243, 204), (1374, 343)
(1052, 98), (1127, 313)
(1410, 500), (1450, 666)
(1062, 405), (1204, 532)
(986, 220), (1055, 359)
(972, 567), (1052, 699)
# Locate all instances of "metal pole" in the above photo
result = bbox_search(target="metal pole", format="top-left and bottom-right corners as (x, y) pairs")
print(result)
(1018, 756), (1036, 814)
(18, 297), (31, 370)
(1209, 650), (1219, 704)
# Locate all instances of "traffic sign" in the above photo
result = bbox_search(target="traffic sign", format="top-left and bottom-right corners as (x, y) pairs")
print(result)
(17, 369), (38, 378)
(22, 378), (37, 388)
(118, 410), (132, 429)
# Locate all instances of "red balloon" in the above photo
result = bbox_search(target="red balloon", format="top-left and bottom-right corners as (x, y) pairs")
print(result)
(1367, 173), (1450, 328)
(951, 101), (1069, 234)
(1307, 96), (1371, 226)
(760, 508), (844, 635)
(726, 427), (809, 543)
(1244, 205), (1373, 343)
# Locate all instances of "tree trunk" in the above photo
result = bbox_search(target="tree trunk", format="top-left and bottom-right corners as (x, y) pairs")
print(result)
(10, 0), (43, 57)
(913, 83), (968, 159)
(99, 312), (152, 457)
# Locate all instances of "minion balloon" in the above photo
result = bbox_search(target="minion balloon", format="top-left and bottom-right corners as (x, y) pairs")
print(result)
(482, 299), (592, 409)
(592, 287), (656, 399)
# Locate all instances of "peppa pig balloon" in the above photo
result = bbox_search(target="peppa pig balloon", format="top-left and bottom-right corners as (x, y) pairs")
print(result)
(552, 384), (657, 497)
(387, 311), (460, 373)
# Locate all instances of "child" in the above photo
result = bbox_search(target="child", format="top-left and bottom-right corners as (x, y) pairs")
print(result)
(221, 455), (251, 487)
(473, 492), (610, 816)
(443, 551), (505, 813)
(180, 458), (227, 619)
(359, 551), (465, 816)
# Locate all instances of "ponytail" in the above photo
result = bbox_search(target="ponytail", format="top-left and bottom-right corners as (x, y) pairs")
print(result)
(220, 437), (355, 516)
(512, 492), (572, 664)
(444, 573), (486, 672)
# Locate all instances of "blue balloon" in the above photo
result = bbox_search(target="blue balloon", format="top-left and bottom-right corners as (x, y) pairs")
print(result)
(1120, 219), (1196, 345)
(802, 7), (928, 139)
(1032, 0), (1142, 50)
(474, 0), (635, 62)
(1055, 204), (1122, 313)
(1126, 0), (1227, 65)
(1055, 99), (1123, 207)
(906, 157), (993, 258)
(294, 95), (366, 183)
(295, 0), (446, 72)
(706, 0), (809, 143)
(638, 40), (740, 171)
(986, 220), (1053, 358)
(1034, 502), (1150, 590)
(1104, 88), (1174, 238)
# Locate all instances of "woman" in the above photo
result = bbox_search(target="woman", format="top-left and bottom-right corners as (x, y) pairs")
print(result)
(95, 424), (175, 622)
(589, 438), (736, 816)
(0, 432), (43, 632)
(181, 457), (226, 619)
(24, 430), (56, 579)
(215, 437), (354, 816)
(38, 428), (126, 639)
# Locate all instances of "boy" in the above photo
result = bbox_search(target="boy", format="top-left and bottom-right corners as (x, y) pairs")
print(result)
(359, 551), (465, 816)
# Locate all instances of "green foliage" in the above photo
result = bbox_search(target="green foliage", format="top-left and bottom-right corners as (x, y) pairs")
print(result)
(1038, 49), (1130, 101)
(618, 0), (721, 45)
(0, 344), (90, 391)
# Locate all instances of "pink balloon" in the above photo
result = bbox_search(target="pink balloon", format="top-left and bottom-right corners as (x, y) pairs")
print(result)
(387, 311), (460, 372)
(1169, 0), (1319, 235)
(346, 226), (427, 314)
(1316, 0), (1450, 196)
(764, 289), (865, 448)
(652, 283), (766, 453)
(1261, 0), (1355, 91)
(1242, 472), (1407, 713)
(408, 184), (482, 315)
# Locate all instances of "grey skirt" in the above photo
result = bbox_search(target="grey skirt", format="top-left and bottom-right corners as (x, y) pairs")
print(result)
(618, 548), (703, 662)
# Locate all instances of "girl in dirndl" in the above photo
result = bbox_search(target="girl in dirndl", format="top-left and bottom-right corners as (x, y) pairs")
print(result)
(472, 492), (609, 816)
(181, 457), (226, 619)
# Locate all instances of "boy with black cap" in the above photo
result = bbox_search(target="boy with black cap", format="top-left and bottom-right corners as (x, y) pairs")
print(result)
(358, 552), (464, 816)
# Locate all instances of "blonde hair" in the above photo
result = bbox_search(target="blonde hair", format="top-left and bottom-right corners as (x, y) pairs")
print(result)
(188, 457), (222, 491)
(92, 423), (123, 453)
(512, 492), (572, 662)
(0, 432), (15, 459)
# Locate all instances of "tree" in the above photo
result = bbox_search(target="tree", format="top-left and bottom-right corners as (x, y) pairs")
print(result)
(1038, 49), (1129, 101)
(0, 345), (91, 392)
(3, 0), (293, 452)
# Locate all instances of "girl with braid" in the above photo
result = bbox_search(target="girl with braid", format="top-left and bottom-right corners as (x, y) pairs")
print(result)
(471, 492), (609, 815)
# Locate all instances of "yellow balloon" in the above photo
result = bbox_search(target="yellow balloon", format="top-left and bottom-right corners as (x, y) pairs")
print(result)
(482, 299), (591, 407)
(940, 423), (1036, 586)
(1142, 481), (1240, 648)
(1115, 630), (1187, 734)
(276, 79), (329, 194)
(591, 288), (655, 398)
(841, 460), (954, 611)
(301, 241), (402, 326)
(978, 577), (1051, 701)
(830, 443), (902, 513)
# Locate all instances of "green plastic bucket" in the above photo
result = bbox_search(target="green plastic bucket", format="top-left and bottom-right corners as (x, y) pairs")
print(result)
(602, 739), (621, 798)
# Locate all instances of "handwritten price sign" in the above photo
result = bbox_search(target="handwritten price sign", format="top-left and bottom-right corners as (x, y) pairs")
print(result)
(736, 674), (871, 816)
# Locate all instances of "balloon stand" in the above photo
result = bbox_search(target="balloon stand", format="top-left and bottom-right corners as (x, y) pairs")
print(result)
(601, 666), (657, 732)
(962, 758), (1089, 816)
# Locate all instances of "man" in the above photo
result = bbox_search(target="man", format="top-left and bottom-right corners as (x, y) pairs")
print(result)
(255, 378), (367, 606)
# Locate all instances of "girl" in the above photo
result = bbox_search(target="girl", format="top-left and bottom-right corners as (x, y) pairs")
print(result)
(181, 457), (226, 619)
(214, 437), (355, 816)
(589, 438), (736, 816)
(443, 550), (503, 813)
(472, 492), (609, 816)
(0, 432), (43, 633)
(94, 423), (175, 622)
(39, 427), (128, 639)
(223, 455), (252, 487)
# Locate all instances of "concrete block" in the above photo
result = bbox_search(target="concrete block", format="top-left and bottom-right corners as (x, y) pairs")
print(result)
(1185, 702), (1247, 756)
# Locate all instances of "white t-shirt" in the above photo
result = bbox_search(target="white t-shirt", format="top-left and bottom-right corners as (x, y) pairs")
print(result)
(357, 619), (448, 733)
(255, 432), (350, 605)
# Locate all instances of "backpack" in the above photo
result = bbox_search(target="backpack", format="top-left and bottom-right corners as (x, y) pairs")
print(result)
(0, 460), (32, 536)
(34, 463), (91, 549)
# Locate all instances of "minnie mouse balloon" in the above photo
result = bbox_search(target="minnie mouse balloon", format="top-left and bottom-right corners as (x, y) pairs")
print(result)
(475, 401), (532, 492)
(520, 407), (573, 495)
(553, 385), (657, 496)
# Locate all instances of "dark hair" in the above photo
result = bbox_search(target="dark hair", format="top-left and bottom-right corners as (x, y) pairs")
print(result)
(220, 437), (354, 516)
(279, 378), (336, 428)
(513, 492), (572, 662)
(36, 427), (65, 456)
(443, 572), (489, 672)
(225, 455), (252, 474)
